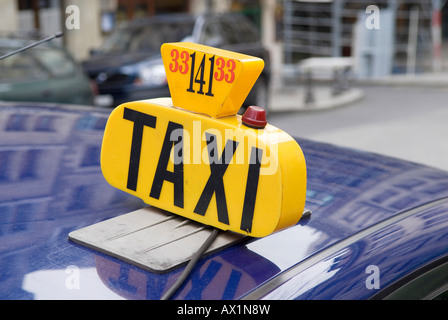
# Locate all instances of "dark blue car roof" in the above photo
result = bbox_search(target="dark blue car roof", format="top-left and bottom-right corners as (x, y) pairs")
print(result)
(1, 102), (448, 300)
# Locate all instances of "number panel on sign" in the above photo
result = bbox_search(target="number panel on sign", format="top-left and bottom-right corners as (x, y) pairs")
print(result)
(169, 50), (238, 98)
(161, 42), (264, 118)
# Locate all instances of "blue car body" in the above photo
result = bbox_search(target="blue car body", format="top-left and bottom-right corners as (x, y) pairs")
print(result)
(1, 102), (448, 300)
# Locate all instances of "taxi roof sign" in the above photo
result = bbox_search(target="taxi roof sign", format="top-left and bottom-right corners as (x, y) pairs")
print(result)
(101, 98), (307, 237)
(161, 42), (264, 118)
(99, 43), (307, 238)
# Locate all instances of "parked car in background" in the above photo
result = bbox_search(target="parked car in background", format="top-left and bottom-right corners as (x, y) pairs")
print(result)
(83, 13), (270, 110)
(0, 36), (95, 105)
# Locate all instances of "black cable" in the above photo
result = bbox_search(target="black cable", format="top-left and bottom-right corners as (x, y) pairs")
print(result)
(160, 228), (220, 300)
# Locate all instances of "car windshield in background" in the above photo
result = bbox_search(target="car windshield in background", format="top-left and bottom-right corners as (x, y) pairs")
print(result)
(0, 46), (76, 82)
(32, 47), (76, 77)
(100, 20), (195, 54)
(0, 48), (46, 82)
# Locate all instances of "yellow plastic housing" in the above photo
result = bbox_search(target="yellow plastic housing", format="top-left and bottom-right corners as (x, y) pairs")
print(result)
(101, 98), (306, 237)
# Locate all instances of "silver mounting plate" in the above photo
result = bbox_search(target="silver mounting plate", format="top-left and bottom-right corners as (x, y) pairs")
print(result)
(68, 207), (245, 273)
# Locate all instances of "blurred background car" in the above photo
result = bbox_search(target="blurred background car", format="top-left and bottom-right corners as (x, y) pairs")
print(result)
(0, 35), (95, 105)
(82, 13), (270, 111)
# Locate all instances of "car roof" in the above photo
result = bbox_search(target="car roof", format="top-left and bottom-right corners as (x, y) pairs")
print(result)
(246, 197), (448, 299)
(1, 103), (448, 299)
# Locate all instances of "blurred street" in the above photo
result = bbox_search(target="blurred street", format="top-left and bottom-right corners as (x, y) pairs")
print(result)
(269, 82), (448, 172)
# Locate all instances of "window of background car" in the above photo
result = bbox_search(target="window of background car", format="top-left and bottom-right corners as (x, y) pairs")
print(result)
(200, 22), (223, 47)
(0, 49), (47, 82)
(218, 19), (240, 45)
(100, 21), (195, 54)
(100, 27), (134, 53)
(237, 17), (260, 43)
(31, 48), (76, 78)
(139, 22), (195, 51)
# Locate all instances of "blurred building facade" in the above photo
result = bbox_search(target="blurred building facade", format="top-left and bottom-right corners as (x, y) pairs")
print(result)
(0, 0), (266, 60)
(0, 0), (447, 81)
(283, 0), (448, 78)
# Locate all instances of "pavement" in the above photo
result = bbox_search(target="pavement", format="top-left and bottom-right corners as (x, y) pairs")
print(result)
(269, 72), (448, 112)
(269, 83), (364, 112)
(267, 72), (448, 172)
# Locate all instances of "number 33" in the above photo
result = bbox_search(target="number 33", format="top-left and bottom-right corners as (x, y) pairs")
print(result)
(215, 57), (235, 83)
(169, 49), (189, 74)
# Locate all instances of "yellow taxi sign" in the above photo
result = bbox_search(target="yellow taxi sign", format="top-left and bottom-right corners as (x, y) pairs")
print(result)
(161, 42), (264, 118)
(101, 98), (307, 237)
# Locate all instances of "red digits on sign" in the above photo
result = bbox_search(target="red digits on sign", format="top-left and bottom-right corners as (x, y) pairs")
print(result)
(214, 57), (235, 83)
(214, 57), (225, 81)
(172, 49), (235, 85)
(169, 49), (179, 72)
(179, 50), (189, 74)
(170, 49), (189, 74)
(225, 60), (236, 83)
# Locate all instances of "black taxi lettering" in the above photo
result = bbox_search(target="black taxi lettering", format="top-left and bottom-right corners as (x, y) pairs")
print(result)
(123, 108), (262, 233)
(240, 147), (263, 233)
(123, 108), (156, 191)
(149, 121), (184, 208)
(194, 133), (239, 224)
